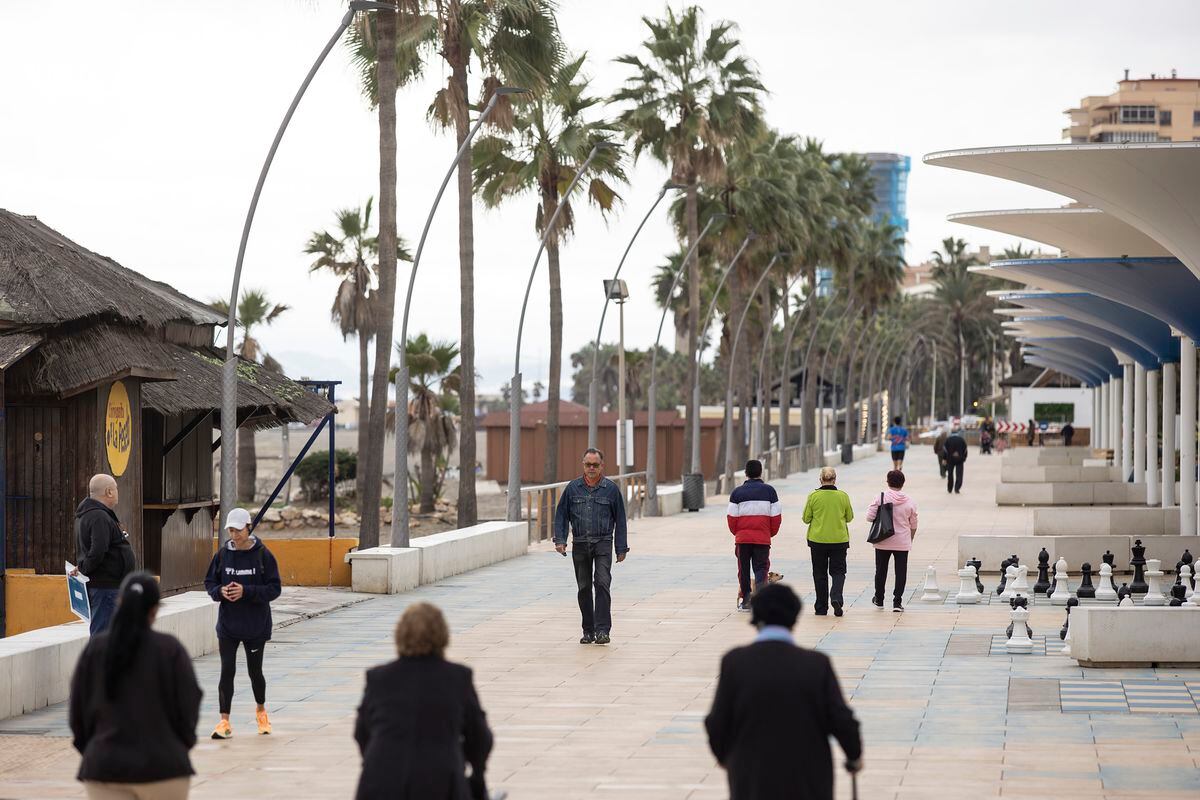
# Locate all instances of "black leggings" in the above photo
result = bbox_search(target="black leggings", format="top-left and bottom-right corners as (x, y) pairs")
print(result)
(218, 637), (267, 714)
(874, 549), (909, 603)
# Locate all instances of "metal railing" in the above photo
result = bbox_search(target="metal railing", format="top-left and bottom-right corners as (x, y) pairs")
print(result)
(517, 471), (647, 543)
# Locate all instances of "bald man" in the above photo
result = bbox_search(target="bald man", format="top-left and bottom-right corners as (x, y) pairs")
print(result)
(75, 473), (135, 634)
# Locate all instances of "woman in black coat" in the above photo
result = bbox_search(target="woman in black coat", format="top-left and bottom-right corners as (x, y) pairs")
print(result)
(354, 602), (494, 800)
(69, 571), (203, 799)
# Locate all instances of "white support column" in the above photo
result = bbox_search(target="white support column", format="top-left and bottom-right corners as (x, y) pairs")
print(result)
(1134, 363), (1147, 490)
(1092, 385), (1100, 449)
(1162, 362), (1176, 508)
(1112, 374), (1124, 475)
(1146, 367), (1159, 506)
(1121, 363), (1134, 482)
(1100, 380), (1109, 449)
(1181, 338), (1196, 537)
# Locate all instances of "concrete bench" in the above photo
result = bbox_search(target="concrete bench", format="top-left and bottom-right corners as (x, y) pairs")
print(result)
(344, 546), (422, 594)
(347, 521), (527, 592)
(1000, 464), (1120, 483)
(1034, 506), (1180, 536)
(0, 592), (217, 721)
(1071, 606), (1200, 666)
(995, 482), (1154, 506)
(655, 484), (683, 517)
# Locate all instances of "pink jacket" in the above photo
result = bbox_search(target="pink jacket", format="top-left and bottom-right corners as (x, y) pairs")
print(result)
(866, 489), (918, 551)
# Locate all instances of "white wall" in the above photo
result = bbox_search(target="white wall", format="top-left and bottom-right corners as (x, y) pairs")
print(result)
(1011, 387), (1094, 428)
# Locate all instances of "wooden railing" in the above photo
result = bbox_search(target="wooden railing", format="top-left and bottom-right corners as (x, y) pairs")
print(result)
(517, 471), (647, 544)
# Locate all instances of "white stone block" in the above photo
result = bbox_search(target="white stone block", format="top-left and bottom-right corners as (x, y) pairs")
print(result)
(1071, 606), (1200, 665)
(346, 546), (422, 594)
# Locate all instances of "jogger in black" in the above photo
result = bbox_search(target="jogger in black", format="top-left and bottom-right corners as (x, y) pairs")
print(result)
(218, 638), (267, 715)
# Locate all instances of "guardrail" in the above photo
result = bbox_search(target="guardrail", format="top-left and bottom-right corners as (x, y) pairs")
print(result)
(517, 471), (647, 543)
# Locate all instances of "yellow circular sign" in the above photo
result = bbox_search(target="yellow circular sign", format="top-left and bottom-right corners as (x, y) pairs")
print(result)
(105, 381), (132, 477)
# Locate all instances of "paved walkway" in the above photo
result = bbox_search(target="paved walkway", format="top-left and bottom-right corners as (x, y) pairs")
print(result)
(2, 447), (1199, 798)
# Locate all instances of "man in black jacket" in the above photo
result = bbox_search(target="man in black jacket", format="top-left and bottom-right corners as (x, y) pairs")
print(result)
(943, 428), (968, 494)
(705, 583), (862, 800)
(74, 474), (134, 634)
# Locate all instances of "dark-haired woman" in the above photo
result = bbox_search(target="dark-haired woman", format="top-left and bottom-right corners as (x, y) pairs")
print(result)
(69, 571), (202, 800)
(866, 470), (919, 613)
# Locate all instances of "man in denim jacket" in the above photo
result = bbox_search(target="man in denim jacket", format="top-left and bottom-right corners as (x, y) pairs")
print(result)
(553, 447), (629, 645)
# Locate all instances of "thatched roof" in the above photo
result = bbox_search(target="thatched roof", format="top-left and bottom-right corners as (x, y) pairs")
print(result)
(0, 210), (223, 329)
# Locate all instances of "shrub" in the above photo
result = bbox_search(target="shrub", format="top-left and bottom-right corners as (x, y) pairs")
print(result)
(295, 449), (357, 501)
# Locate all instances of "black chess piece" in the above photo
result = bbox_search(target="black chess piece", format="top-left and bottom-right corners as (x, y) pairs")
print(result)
(1117, 583), (1131, 604)
(1076, 562), (1096, 599)
(1102, 550), (1115, 570)
(996, 554), (1018, 595)
(1176, 549), (1194, 588)
(1033, 547), (1052, 595)
(1129, 539), (1148, 594)
(969, 557), (984, 594)
(1169, 584), (1187, 607)
(1060, 596), (1079, 640)
(1005, 596), (1033, 639)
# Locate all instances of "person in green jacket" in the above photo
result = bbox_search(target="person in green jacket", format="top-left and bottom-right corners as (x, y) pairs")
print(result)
(802, 466), (854, 617)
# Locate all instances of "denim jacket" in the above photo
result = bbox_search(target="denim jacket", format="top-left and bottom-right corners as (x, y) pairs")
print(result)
(552, 477), (629, 554)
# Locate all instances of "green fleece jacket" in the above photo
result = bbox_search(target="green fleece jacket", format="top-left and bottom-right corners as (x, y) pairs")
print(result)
(802, 485), (854, 544)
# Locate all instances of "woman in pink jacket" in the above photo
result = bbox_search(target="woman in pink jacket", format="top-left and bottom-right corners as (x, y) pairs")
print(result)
(866, 470), (919, 612)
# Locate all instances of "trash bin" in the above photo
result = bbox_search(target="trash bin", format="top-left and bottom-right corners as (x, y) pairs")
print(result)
(682, 472), (705, 512)
(841, 443), (854, 464)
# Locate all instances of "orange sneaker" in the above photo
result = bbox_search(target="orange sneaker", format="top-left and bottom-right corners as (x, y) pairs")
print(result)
(256, 708), (271, 735)
(211, 719), (232, 739)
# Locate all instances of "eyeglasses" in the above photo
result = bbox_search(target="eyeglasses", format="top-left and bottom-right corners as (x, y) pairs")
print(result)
(583, 462), (603, 468)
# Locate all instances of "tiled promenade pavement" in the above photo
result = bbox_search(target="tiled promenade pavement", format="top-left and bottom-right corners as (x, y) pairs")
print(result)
(2, 446), (1199, 798)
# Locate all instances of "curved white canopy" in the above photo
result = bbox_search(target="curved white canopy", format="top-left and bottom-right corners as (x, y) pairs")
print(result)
(949, 207), (1169, 258)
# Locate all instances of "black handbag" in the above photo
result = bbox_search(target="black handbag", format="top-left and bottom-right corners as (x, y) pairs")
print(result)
(866, 491), (895, 544)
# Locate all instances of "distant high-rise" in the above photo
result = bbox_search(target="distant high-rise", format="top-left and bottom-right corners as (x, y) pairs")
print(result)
(1064, 71), (1200, 143)
(863, 152), (911, 237)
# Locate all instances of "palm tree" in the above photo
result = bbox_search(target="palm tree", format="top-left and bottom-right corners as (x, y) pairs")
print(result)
(349, 0), (562, 530)
(614, 4), (764, 470)
(473, 54), (625, 485)
(392, 334), (460, 513)
(209, 290), (290, 503)
(931, 238), (997, 414)
(1002, 243), (1036, 260)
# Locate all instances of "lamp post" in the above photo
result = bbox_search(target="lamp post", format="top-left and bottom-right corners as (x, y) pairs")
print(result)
(391, 86), (526, 547)
(795, 288), (843, 458)
(507, 141), (616, 522)
(220, 1), (395, 539)
(723, 251), (789, 489)
(588, 182), (687, 448)
(751, 271), (807, 462)
(688, 231), (755, 474)
(604, 279), (631, 473)
(644, 213), (729, 513)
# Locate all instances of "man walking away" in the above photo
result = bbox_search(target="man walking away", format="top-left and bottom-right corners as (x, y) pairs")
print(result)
(933, 426), (948, 478)
(705, 583), (862, 800)
(1062, 422), (1075, 447)
(944, 428), (968, 494)
(802, 467), (854, 617)
(553, 448), (629, 645)
(727, 460), (781, 612)
(75, 474), (135, 635)
(887, 416), (909, 471)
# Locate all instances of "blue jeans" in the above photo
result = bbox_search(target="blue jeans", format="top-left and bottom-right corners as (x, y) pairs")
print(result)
(572, 539), (613, 634)
(88, 587), (119, 635)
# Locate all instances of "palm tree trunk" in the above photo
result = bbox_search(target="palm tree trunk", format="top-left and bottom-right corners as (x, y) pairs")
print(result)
(420, 435), (436, 513)
(453, 62), (479, 528)
(237, 428), (256, 503)
(356, 331), (370, 511)
(359, 4), (398, 550)
(544, 193), (562, 485)
(682, 175), (700, 474)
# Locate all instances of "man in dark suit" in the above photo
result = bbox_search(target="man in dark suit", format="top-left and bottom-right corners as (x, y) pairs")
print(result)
(943, 428), (968, 494)
(705, 583), (862, 800)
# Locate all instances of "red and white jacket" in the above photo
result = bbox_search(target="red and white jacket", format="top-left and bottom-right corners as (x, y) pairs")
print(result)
(726, 479), (782, 545)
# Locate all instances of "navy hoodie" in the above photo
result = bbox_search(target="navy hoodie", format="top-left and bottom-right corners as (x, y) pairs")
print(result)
(203, 536), (281, 641)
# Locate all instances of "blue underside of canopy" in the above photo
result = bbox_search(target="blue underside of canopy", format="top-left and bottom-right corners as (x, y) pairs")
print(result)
(1018, 315), (1159, 368)
(1022, 337), (1121, 377)
(1003, 292), (1178, 364)
(1025, 356), (1102, 386)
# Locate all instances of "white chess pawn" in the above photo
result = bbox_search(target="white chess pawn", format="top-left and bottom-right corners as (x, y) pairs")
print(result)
(1095, 562), (1118, 601)
(1000, 564), (1019, 600)
(1011, 564), (1031, 598)
(919, 566), (941, 602)
(955, 565), (981, 604)
(1182, 565), (1196, 603)
(1050, 559), (1072, 606)
(1118, 594), (1135, 607)
(1143, 559), (1165, 606)
(1006, 603), (1033, 654)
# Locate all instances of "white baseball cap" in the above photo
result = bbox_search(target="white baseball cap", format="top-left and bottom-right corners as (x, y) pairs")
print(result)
(224, 507), (252, 531)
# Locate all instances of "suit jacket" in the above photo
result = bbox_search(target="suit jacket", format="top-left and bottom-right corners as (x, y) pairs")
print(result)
(355, 656), (493, 800)
(705, 640), (861, 800)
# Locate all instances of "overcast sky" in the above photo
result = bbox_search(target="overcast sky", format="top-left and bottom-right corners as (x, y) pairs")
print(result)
(3, 1), (1197, 396)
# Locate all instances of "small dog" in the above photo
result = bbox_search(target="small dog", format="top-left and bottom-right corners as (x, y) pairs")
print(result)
(766, 571), (784, 584)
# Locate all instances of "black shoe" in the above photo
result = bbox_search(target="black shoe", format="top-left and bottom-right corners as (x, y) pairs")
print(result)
(833, 603), (844, 618)
(813, 607), (828, 616)
(871, 597), (884, 608)
(893, 600), (904, 613)
(954, 489), (961, 494)
(594, 633), (611, 645)
(579, 632), (595, 644)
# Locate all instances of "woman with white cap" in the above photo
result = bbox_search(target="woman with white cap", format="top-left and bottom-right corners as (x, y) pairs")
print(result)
(203, 507), (281, 739)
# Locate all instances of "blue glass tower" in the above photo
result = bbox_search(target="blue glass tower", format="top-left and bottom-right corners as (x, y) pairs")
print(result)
(864, 152), (911, 240)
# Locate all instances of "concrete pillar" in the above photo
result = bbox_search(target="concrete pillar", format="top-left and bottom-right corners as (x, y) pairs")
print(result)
(1134, 363), (1147, 489)
(1121, 364), (1134, 481)
(1181, 339), (1196, 537)
(1162, 362), (1176, 508)
(1146, 368), (1159, 506)
(1099, 380), (1108, 449)
(1092, 386), (1100, 449)
(1111, 374), (1124, 474)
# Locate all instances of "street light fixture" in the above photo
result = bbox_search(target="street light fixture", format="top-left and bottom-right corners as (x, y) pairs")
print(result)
(391, 85), (528, 547)
(604, 279), (631, 475)
(507, 141), (618, 522)
(220, 0), (396, 539)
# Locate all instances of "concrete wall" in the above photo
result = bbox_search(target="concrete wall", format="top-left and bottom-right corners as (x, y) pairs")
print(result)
(1011, 387), (1094, 428)
(1071, 606), (1200, 666)
(347, 521), (527, 594)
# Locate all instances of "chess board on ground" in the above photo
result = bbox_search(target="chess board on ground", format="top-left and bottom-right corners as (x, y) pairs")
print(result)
(1059, 680), (1200, 714)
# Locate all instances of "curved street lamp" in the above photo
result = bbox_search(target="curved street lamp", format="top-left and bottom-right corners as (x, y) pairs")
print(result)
(814, 300), (859, 457)
(391, 86), (527, 546)
(794, 288), (844, 456)
(507, 141), (617, 522)
(587, 182), (687, 448)
(220, 1), (396, 537)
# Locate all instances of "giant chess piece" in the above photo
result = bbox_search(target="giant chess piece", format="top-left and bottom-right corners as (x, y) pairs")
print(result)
(1000, 564), (1020, 600)
(1050, 557), (1072, 606)
(1059, 596), (1079, 640)
(955, 565), (981, 604)
(996, 554), (1018, 595)
(1060, 597), (1079, 656)
(1095, 562), (1118, 602)
(1129, 539), (1148, 594)
(919, 566), (941, 602)
(1076, 562), (1096, 600)
(1179, 550), (1196, 590)
(968, 557), (984, 594)
(1033, 547), (1052, 595)
(1006, 597), (1034, 654)
(1181, 565), (1196, 602)
(1117, 583), (1132, 606)
(1102, 550), (1116, 570)
(1004, 596), (1032, 639)
(1142, 559), (1165, 606)
(1011, 564), (1031, 599)
(1169, 584), (1187, 607)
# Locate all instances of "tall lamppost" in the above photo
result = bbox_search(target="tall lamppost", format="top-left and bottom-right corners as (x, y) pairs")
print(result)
(391, 86), (527, 547)
(750, 271), (807, 461)
(795, 288), (843, 459)
(588, 182), (686, 448)
(723, 251), (789, 489)
(688, 232), (756, 475)
(220, 1), (395, 538)
(643, 213), (729, 513)
(605, 279), (631, 473)
(507, 141), (616, 522)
